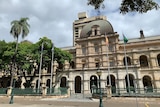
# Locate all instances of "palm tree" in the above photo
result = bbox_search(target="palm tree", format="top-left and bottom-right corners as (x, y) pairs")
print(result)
(10, 17), (30, 53)
(10, 17), (30, 87)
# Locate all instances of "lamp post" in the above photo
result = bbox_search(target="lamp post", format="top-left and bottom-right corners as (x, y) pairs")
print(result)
(9, 76), (17, 104)
(96, 69), (103, 107)
(37, 42), (44, 93)
(50, 43), (54, 94)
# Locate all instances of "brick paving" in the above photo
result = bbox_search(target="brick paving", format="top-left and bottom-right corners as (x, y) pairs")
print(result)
(0, 96), (160, 107)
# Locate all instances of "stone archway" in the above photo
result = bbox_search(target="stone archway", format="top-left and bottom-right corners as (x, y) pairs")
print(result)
(60, 77), (67, 88)
(143, 75), (153, 92)
(125, 74), (135, 93)
(75, 76), (81, 93)
(90, 75), (97, 93)
(107, 75), (116, 93)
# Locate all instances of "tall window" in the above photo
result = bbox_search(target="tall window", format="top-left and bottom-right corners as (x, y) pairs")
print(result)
(82, 63), (86, 68)
(95, 62), (100, 68)
(82, 59), (87, 68)
(123, 57), (131, 66)
(139, 55), (148, 67)
(94, 29), (97, 35)
(91, 25), (100, 36)
(82, 45), (86, 55)
(94, 44), (99, 53)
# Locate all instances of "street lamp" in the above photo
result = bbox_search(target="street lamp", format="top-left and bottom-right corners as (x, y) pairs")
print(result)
(96, 69), (103, 107)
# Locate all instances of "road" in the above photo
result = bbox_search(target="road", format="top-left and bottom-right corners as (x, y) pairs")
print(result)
(0, 96), (160, 107)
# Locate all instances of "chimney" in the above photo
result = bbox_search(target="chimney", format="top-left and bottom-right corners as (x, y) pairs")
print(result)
(140, 30), (144, 39)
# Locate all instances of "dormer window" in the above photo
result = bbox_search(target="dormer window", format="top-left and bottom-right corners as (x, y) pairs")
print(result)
(91, 25), (100, 36)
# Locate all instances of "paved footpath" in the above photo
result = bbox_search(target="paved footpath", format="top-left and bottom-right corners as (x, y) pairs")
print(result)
(0, 96), (160, 107)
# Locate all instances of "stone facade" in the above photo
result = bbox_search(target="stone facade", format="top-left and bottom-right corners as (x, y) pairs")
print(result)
(59, 12), (160, 94)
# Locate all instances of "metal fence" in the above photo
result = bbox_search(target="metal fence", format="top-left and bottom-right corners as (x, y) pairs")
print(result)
(92, 87), (160, 97)
(0, 87), (68, 96)
(0, 88), (7, 94)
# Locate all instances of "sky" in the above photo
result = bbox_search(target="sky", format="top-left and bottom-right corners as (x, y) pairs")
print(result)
(0, 0), (160, 48)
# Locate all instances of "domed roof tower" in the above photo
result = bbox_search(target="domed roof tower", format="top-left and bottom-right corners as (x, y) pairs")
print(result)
(80, 20), (114, 38)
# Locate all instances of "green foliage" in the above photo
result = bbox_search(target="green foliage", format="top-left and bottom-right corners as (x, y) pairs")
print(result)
(10, 17), (30, 39)
(87, 0), (105, 9)
(87, 0), (159, 14)
(120, 0), (159, 14)
(0, 37), (72, 74)
(54, 47), (72, 64)
(1, 42), (16, 70)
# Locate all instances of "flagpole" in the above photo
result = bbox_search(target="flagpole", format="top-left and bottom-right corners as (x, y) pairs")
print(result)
(123, 40), (131, 94)
(37, 42), (44, 93)
(107, 45), (111, 86)
(50, 43), (54, 94)
(105, 34), (111, 86)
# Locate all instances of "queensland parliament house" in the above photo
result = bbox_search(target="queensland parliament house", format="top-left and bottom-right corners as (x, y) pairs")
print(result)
(0, 12), (160, 97)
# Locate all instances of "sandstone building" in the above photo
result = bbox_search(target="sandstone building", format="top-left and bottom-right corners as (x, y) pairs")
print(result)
(1, 12), (160, 95)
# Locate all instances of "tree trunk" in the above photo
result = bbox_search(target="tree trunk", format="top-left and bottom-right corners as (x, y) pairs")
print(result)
(10, 37), (19, 87)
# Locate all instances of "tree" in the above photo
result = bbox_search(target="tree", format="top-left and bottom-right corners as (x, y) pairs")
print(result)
(10, 17), (30, 54)
(10, 17), (30, 87)
(87, 0), (159, 14)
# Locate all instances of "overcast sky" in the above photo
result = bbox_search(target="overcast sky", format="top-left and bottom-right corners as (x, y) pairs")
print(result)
(0, 0), (160, 47)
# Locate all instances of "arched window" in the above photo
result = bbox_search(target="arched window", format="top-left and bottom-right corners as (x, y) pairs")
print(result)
(125, 74), (135, 93)
(82, 59), (87, 69)
(123, 57), (131, 66)
(139, 55), (148, 67)
(107, 75), (116, 93)
(60, 77), (67, 88)
(70, 61), (75, 69)
(90, 75), (98, 93)
(91, 25), (100, 36)
(143, 75), (153, 92)
(157, 54), (160, 66)
(95, 58), (100, 68)
(75, 76), (81, 93)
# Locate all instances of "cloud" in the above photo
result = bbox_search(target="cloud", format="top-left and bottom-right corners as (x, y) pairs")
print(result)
(0, 0), (160, 47)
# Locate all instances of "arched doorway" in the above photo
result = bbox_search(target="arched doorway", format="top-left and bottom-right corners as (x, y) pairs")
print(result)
(90, 75), (97, 93)
(125, 74), (135, 93)
(107, 75), (116, 93)
(46, 79), (50, 88)
(143, 75), (153, 92)
(75, 76), (81, 93)
(60, 77), (67, 87)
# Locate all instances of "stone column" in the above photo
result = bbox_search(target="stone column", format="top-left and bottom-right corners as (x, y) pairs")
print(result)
(150, 52), (157, 68)
(64, 60), (70, 70)
(42, 86), (47, 96)
(106, 85), (112, 98)
(41, 68), (46, 88)
(21, 77), (26, 89)
(7, 87), (12, 96)
(152, 71), (160, 92)
(53, 61), (58, 86)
